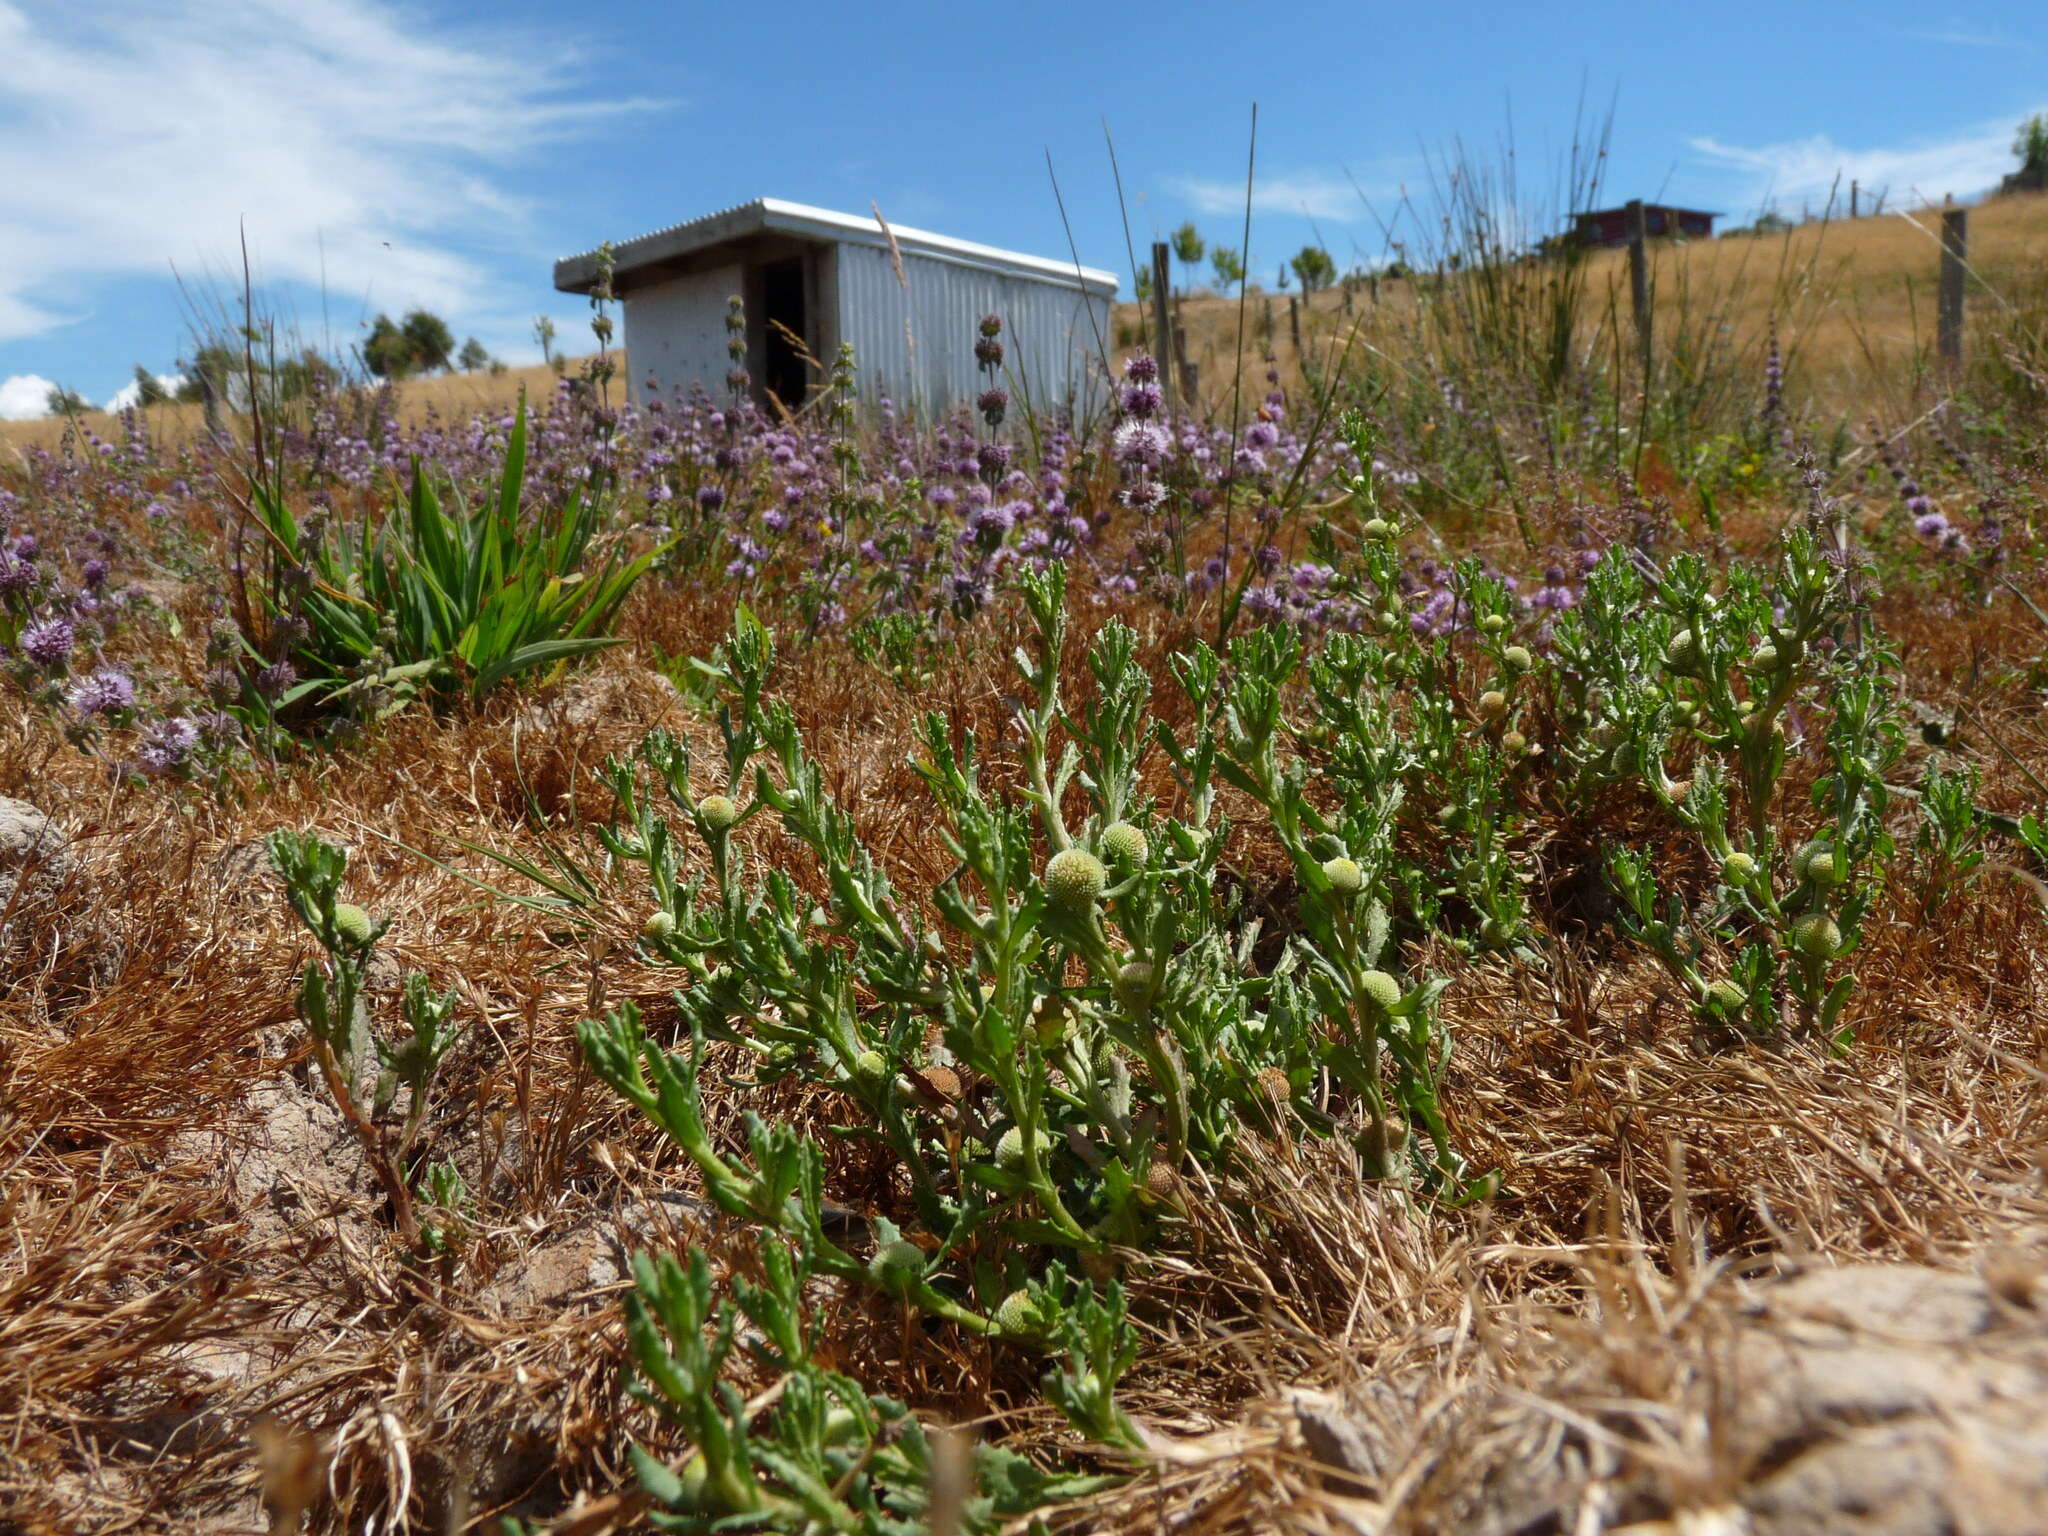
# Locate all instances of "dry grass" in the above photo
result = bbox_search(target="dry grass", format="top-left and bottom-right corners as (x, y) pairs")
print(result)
(1152, 193), (2048, 421)
(0, 357), (610, 457)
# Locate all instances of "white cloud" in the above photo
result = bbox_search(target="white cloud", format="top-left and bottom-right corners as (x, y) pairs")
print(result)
(0, 0), (662, 351)
(106, 373), (185, 411)
(0, 374), (57, 420)
(1690, 110), (2046, 211)
(1170, 171), (1367, 223)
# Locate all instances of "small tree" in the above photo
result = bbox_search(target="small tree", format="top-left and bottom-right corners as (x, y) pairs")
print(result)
(131, 365), (169, 407)
(1170, 221), (1205, 295)
(1134, 265), (1155, 304)
(457, 337), (491, 373)
(533, 315), (557, 367)
(401, 311), (455, 374)
(1289, 246), (1337, 298)
(363, 314), (412, 379)
(45, 384), (92, 416)
(1209, 245), (1245, 290)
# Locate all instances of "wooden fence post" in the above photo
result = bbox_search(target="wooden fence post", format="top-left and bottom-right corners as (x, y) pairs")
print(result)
(1850, 180), (1859, 219)
(1627, 199), (1653, 384)
(1289, 295), (1302, 355)
(1938, 206), (1968, 370)
(1150, 241), (1176, 412)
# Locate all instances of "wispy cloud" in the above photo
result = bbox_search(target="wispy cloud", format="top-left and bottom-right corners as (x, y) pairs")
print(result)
(1168, 171), (1368, 223)
(0, 0), (664, 355)
(1891, 22), (2032, 50)
(1689, 110), (2044, 210)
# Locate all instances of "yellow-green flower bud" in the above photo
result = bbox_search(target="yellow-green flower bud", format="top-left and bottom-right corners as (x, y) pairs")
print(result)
(995, 1125), (1031, 1172)
(1360, 970), (1401, 1011)
(1115, 959), (1155, 1008)
(866, 1241), (924, 1290)
(1476, 689), (1508, 722)
(1666, 629), (1700, 672)
(332, 903), (375, 948)
(1790, 913), (1841, 959)
(1480, 614), (1508, 635)
(994, 1288), (1039, 1336)
(1502, 645), (1533, 672)
(641, 909), (676, 942)
(1043, 848), (1108, 910)
(1501, 730), (1529, 757)
(1362, 517), (1392, 539)
(1796, 840), (1846, 888)
(697, 794), (739, 832)
(853, 1049), (888, 1084)
(1100, 821), (1147, 865)
(1750, 642), (1779, 670)
(1722, 852), (1758, 882)
(1704, 979), (1747, 1012)
(1321, 856), (1364, 896)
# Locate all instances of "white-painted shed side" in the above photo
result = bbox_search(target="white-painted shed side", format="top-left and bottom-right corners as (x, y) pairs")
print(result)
(555, 199), (1118, 421)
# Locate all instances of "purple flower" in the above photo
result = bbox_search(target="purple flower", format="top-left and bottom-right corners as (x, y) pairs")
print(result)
(1914, 511), (1950, 540)
(976, 442), (1012, 476)
(255, 660), (297, 698)
(1120, 381), (1163, 419)
(1244, 420), (1280, 451)
(0, 556), (34, 594)
(21, 617), (75, 667)
(80, 557), (110, 589)
(1124, 354), (1158, 384)
(69, 668), (135, 716)
(136, 717), (200, 775)
(1113, 420), (1170, 468)
(976, 387), (1008, 426)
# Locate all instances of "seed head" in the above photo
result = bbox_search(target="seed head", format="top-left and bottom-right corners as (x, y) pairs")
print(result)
(1476, 690), (1507, 722)
(1044, 847), (1108, 910)
(1480, 614), (1509, 635)
(853, 1049), (888, 1084)
(697, 794), (739, 832)
(1501, 645), (1533, 672)
(1790, 913), (1841, 959)
(1256, 1066), (1291, 1102)
(1501, 730), (1529, 756)
(1361, 518), (1392, 540)
(1100, 821), (1147, 864)
(1321, 856), (1364, 896)
(1723, 852), (1758, 882)
(1750, 642), (1779, 670)
(1144, 1159), (1181, 1200)
(1359, 970), (1402, 1011)
(332, 903), (376, 948)
(1666, 629), (1701, 672)
(642, 910), (676, 941)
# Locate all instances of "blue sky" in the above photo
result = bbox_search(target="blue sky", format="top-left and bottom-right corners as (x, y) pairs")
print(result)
(1, 0), (2043, 416)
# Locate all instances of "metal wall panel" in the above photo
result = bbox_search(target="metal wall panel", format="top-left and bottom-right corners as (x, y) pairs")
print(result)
(831, 242), (1112, 424)
(623, 260), (743, 407)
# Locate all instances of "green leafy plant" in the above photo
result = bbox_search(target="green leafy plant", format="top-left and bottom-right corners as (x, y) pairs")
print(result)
(230, 401), (667, 720)
(266, 830), (469, 1258)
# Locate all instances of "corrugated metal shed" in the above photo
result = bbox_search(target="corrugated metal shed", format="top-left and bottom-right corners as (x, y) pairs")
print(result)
(554, 199), (1118, 420)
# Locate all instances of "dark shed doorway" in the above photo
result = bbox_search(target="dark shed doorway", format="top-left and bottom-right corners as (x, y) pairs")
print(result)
(759, 257), (808, 412)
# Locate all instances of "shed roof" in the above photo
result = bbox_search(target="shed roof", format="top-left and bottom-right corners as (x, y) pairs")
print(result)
(554, 198), (1119, 297)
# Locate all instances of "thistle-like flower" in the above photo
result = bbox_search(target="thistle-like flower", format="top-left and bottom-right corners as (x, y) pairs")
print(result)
(1321, 856), (1364, 895)
(1043, 848), (1108, 910)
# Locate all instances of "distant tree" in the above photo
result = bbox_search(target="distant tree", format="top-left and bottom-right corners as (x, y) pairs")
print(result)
(131, 365), (169, 406)
(457, 337), (492, 373)
(174, 344), (238, 404)
(1209, 245), (1245, 290)
(363, 314), (412, 379)
(2007, 114), (2048, 194)
(1276, 263), (1290, 292)
(45, 384), (92, 415)
(363, 310), (455, 378)
(1170, 222), (1205, 295)
(401, 310), (455, 373)
(1289, 246), (1337, 298)
(1134, 265), (1155, 304)
(533, 315), (557, 367)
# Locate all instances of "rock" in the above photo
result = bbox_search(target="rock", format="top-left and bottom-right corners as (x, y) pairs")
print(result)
(0, 795), (73, 959)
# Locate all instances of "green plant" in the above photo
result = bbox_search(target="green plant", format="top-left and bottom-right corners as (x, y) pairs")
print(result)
(1552, 533), (1902, 1040)
(231, 400), (667, 719)
(266, 830), (469, 1259)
